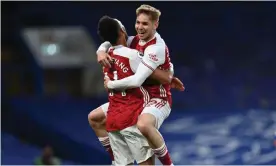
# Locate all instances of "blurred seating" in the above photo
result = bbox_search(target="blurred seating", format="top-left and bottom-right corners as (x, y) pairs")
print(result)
(1, 132), (75, 165)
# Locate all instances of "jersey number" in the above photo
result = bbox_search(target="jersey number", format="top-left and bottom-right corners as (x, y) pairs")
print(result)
(105, 71), (126, 97)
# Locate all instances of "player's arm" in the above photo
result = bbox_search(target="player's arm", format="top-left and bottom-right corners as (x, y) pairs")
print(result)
(96, 36), (135, 67)
(96, 42), (113, 67)
(149, 62), (174, 84)
(97, 36), (135, 53)
(129, 49), (173, 84)
(148, 63), (185, 91)
(107, 45), (165, 90)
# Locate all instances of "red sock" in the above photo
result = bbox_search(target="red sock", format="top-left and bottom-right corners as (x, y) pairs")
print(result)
(99, 137), (114, 161)
(153, 144), (173, 166)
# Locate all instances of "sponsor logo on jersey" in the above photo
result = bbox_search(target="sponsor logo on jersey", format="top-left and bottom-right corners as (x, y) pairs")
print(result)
(149, 53), (158, 61)
(139, 51), (144, 57)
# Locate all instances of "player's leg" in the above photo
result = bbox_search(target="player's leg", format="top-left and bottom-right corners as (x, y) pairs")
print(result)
(108, 131), (134, 165)
(88, 103), (114, 163)
(137, 98), (173, 165)
(121, 126), (155, 165)
(88, 105), (107, 137)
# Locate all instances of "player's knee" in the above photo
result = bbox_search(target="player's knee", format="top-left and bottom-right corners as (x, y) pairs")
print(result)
(137, 121), (148, 135)
(88, 112), (97, 128)
(88, 111), (95, 123)
(88, 108), (106, 126)
(137, 114), (156, 135)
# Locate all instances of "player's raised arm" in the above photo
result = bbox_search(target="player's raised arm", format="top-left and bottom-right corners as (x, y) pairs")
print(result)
(97, 34), (134, 54)
(97, 36), (134, 68)
(106, 44), (165, 90)
(96, 41), (113, 67)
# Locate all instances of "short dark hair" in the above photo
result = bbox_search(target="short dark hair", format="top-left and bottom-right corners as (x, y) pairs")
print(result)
(97, 16), (120, 45)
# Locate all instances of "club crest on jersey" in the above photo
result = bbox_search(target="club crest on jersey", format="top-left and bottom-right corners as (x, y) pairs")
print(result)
(139, 51), (144, 57)
(149, 53), (158, 61)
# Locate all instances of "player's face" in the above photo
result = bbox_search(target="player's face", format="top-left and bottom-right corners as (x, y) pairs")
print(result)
(135, 13), (158, 41)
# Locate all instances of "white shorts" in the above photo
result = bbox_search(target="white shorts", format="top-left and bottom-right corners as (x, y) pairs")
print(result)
(141, 98), (171, 129)
(99, 102), (109, 116)
(108, 126), (154, 165)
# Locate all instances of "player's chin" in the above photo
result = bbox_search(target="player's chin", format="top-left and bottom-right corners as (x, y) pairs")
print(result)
(138, 33), (145, 39)
(139, 32), (149, 39)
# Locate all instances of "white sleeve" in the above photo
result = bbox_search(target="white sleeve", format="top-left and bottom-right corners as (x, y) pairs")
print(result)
(96, 41), (112, 53)
(127, 36), (135, 47)
(141, 45), (166, 71)
(129, 50), (143, 73)
(107, 62), (153, 90)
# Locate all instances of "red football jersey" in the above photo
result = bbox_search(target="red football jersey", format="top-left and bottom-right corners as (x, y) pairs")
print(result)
(128, 32), (172, 106)
(104, 45), (150, 132)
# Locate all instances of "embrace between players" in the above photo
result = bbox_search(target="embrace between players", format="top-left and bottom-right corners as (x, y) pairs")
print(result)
(88, 4), (185, 166)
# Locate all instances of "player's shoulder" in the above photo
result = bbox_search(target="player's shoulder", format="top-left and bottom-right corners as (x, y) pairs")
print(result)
(145, 43), (166, 55)
(155, 32), (166, 45)
(112, 45), (139, 59)
(146, 33), (166, 50)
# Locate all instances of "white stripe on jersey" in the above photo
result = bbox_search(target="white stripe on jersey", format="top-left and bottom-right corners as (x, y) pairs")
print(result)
(140, 87), (150, 107)
(159, 84), (167, 97)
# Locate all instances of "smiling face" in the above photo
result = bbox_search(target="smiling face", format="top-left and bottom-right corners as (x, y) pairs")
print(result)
(135, 13), (158, 41)
(135, 4), (161, 41)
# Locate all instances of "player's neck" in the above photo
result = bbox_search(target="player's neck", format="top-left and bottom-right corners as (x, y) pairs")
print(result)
(112, 43), (126, 48)
(113, 39), (126, 47)
(111, 44), (122, 48)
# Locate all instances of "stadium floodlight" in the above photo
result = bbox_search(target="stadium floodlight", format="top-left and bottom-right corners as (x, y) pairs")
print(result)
(22, 26), (97, 68)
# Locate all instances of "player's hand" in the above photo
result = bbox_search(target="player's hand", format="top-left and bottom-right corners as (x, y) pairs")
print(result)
(171, 77), (185, 91)
(97, 51), (113, 68)
(104, 77), (110, 89)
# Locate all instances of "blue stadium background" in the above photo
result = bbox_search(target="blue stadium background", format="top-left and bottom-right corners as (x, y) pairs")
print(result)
(1, 1), (276, 165)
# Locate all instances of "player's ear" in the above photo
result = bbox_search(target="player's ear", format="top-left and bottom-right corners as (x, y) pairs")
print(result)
(119, 29), (125, 38)
(120, 29), (125, 34)
(118, 30), (126, 44)
(154, 21), (159, 30)
(120, 29), (127, 39)
(121, 29), (128, 39)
